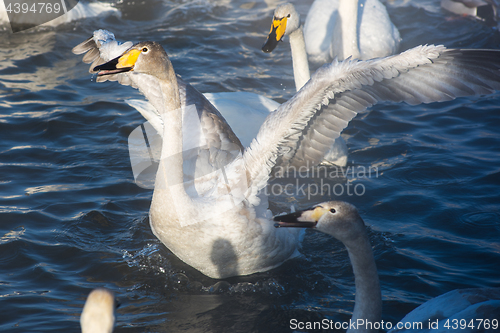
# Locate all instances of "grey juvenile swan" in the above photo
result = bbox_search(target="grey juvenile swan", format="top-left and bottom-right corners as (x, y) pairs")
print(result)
(274, 202), (500, 332)
(75, 32), (500, 279)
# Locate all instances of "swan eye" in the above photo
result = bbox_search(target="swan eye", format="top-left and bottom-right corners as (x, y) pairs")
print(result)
(330, 208), (336, 214)
(287, 14), (290, 18)
(142, 47), (149, 53)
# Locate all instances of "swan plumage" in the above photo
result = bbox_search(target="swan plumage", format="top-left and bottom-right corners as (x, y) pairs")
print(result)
(274, 202), (500, 333)
(81, 288), (115, 333)
(74, 30), (500, 278)
(303, 0), (401, 63)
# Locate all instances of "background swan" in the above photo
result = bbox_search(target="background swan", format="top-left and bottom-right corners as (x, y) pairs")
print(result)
(75, 31), (500, 278)
(81, 288), (115, 333)
(262, 3), (348, 166)
(262, 2), (400, 165)
(441, 0), (498, 27)
(274, 202), (500, 333)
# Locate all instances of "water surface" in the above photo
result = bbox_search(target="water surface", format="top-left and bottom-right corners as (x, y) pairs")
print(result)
(0, 0), (499, 332)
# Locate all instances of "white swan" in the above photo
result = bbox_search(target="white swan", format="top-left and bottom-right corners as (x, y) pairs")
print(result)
(441, 0), (498, 27)
(262, 1), (400, 64)
(262, 3), (311, 90)
(262, 2), (398, 165)
(74, 30), (500, 278)
(262, 3), (351, 166)
(274, 202), (500, 332)
(81, 288), (115, 333)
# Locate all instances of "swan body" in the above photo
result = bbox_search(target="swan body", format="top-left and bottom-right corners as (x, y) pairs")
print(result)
(74, 30), (500, 278)
(304, 0), (401, 63)
(274, 202), (500, 333)
(81, 288), (115, 333)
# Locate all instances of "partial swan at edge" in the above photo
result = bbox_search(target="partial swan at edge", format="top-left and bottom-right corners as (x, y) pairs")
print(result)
(441, 0), (498, 27)
(81, 288), (115, 333)
(74, 30), (500, 278)
(274, 202), (500, 333)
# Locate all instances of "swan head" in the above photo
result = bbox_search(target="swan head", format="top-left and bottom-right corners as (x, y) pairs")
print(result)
(80, 288), (115, 333)
(274, 201), (366, 243)
(262, 3), (300, 53)
(93, 41), (174, 81)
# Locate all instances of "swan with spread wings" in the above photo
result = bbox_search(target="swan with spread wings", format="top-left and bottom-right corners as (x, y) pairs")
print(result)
(73, 30), (500, 278)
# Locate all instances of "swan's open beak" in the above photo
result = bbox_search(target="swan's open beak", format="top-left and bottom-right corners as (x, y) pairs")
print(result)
(274, 206), (327, 228)
(262, 16), (287, 53)
(93, 48), (142, 76)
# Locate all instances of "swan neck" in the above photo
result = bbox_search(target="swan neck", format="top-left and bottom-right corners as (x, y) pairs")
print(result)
(155, 75), (194, 212)
(158, 77), (182, 170)
(339, 0), (361, 59)
(345, 232), (381, 333)
(289, 26), (310, 91)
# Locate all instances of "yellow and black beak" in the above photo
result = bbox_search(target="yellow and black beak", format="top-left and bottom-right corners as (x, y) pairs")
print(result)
(93, 48), (142, 76)
(274, 206), (328, 228)
(262, 16), (288, 53)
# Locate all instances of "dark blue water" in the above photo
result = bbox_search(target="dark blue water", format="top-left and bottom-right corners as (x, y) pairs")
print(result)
(1, 0), (499, 332)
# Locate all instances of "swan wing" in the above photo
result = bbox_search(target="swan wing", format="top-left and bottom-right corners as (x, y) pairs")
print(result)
(72, 29), (133, 77)
(245, 45), (500, 193)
